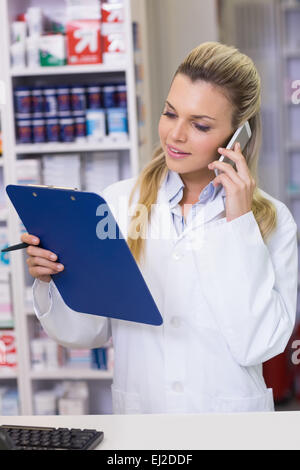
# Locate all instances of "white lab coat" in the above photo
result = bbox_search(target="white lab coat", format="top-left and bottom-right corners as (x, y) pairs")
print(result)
(33, 175), (298, 414)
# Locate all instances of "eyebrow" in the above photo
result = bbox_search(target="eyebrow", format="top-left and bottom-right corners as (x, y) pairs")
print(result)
(165, 100), (216, 121)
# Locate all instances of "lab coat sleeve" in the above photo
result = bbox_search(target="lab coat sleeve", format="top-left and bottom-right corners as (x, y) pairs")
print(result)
(198, 206), (298, 367)
(32, 278), (112, 349)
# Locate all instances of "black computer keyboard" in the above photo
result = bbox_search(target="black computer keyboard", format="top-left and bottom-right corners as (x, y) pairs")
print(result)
(0, 424), (104, 450)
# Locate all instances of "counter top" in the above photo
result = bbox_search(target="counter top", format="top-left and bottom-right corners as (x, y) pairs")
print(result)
(1, 411), (300, 450)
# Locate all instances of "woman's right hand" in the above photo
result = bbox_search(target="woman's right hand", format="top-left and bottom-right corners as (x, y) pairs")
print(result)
(21, 233), (64, 283)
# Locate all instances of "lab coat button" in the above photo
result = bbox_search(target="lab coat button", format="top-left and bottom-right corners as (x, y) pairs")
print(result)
(173, 381), (184, 393)
(172, 252), (181, 261)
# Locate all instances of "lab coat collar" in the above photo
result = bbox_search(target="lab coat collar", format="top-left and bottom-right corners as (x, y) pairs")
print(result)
(165, 170), (224, 207)
(154, 171), (227, 245)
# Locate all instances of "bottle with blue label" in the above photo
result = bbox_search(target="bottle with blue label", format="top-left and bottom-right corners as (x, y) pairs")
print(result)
(59, 115), (75, 142)
(86, 85), (102, 109)
(31, 87), (45, 116)
(32, 118), (46, 143)
(16, 119), (32, 144)
(14, 86), (32, 116)
(71, 86), (86, 115)
(102, 85), (117, 108)
(46, 116), (60, 142)
(43, 87), (58, 117)
(107, 108), (128, 141)
(57, 86), (71, 113)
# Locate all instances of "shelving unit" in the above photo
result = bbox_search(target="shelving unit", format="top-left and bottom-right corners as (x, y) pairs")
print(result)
(0, 0), (144, 415)
(15, 141), (131, 154)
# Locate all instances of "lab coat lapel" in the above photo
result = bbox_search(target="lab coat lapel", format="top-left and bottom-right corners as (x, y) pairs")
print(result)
(150, 183), (178, 243)
(154, 181), (226, 245)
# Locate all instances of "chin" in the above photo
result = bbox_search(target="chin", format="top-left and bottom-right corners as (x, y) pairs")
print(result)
(165, 156), (197, 173)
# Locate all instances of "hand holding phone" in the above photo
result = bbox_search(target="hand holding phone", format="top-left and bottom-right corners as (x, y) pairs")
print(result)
(214, 121), (252, 177)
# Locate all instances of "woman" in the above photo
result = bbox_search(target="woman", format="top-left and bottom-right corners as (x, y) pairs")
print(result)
(23, 42), (298, 414)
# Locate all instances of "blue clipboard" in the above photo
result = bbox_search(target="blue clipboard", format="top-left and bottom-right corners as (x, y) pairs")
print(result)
(6, 184), (163, 326)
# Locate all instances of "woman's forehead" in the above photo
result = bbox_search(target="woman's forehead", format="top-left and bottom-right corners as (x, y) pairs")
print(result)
(167, 74), (233, 122)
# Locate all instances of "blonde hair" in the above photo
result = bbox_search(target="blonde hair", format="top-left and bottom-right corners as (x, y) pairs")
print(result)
(127, 41), (277, 264)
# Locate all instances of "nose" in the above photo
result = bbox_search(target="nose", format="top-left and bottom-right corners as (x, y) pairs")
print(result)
(170, 119), (187, 142)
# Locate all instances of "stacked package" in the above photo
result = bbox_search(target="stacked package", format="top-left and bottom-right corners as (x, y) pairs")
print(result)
(58, 381), (89, 415)
(16, 158), (41, 185)
(16, 159), (41, 273)
(0, 276), (13, 329)
(10, 0), (126, 68)
(42, 154), (81, 189)
(34, 381), (89, 415)
(0, 330), (17, 370)
(84, 151), (119, 193)
(101, 0), (125, 65)
(0, 170), (8, 222)
(0, 388), (19, 415)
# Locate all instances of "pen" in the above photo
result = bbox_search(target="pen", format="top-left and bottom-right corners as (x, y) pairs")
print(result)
(1, 242), (29, 253)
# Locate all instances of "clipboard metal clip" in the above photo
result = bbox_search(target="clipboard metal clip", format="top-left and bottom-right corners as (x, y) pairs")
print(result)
(27, 184), (79, 191)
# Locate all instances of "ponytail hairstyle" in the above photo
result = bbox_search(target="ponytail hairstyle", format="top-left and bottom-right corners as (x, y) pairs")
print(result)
(127, 41), (277, 265)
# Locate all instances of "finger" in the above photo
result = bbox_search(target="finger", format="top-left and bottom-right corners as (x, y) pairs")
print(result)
(217, 142), (249, 178)
(29, 266), (56, 278)
(26, 245), (57, 261)
(21, 233), (40, 245)
(27, 256), (64, 272)
(213, 172), (240, 192)
(209, 160), (242, 185)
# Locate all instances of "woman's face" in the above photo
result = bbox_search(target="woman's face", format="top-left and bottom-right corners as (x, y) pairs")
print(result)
(158, 74), (235, 177)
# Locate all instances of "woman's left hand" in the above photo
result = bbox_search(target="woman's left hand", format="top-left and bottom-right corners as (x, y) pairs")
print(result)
(208, 142), (256, 222)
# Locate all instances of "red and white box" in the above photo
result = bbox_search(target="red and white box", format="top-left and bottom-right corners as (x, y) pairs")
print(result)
(0, 330), (17, 368)
(102, 32), (126, 65)
(66, 19), (102, 65)
(101, 1), (126, 65)
(101, 1), (124, 24)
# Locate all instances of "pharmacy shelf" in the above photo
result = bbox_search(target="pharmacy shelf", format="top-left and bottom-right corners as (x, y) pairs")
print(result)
(0, 0), (140, 415)
(0, 368), (18, 379)
(11, 63), (127, 77)
(30, 368), (113, 380)
(15, 140), (131, 155)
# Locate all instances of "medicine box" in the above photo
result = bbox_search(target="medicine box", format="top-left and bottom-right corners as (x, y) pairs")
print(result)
(39, 34), (66, 66)
(66, 19), (102, 65)
(0, 330), (17, 368)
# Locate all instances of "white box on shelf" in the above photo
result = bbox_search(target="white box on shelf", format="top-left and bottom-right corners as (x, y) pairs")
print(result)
(58, 396), (88, 415)
(34, 390), (57, 415)
(16, 158), (41, 184)
(0, 281), (13, 328)
(42, 153), (81, 188)
(85, 151), (120, 193)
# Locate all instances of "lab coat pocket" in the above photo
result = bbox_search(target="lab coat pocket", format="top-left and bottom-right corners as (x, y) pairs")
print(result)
(111, 384), (142, 414)
(213, 388), (274, 413)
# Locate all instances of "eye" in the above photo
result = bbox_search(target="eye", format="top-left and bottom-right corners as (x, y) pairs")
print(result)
(162, 111), (210, 132)
(162, 111), (176, 118)
(193, 123), (210, 133)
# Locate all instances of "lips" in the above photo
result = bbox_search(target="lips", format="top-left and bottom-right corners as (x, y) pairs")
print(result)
(166, 145), (191, 159)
